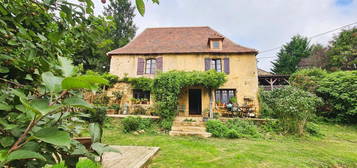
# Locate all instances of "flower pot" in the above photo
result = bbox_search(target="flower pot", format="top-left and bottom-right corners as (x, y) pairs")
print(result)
(107, 109), (115, 115)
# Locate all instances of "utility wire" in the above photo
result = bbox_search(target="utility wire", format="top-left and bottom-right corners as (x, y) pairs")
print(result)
(257, 21), (357, 59)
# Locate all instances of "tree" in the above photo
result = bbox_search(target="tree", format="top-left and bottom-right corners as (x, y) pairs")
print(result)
(271, 35), (312, 74)
(326, 27), (357, 70)
(104, 0), (137, 49)
(0, 0), (158, 166)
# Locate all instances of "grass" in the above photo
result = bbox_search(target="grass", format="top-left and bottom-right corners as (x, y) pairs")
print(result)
(103, 119), (357, 168)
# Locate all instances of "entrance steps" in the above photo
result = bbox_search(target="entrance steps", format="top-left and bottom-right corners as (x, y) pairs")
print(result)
(169, 117), (211, 138)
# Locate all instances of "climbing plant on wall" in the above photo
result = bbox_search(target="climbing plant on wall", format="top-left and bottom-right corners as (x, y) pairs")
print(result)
(151, 70), (227, 127)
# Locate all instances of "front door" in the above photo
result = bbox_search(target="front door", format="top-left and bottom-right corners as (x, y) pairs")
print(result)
(189, 89), (202, 115)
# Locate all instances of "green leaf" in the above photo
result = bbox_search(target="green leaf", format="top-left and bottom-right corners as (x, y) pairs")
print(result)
(42, 72), (63, 93)
(62, 75), (108, 90)
(0, 66), (9, 73)
(0, 137), (14, 147)
(30, 99), (62, 116)
(63, 97), (93, 109)
(89, 123), (101, 143)
(0, 150), (8, 163)
(6, 150), (45, 162)
(37, 33), (47, 41)
(33, 127), (71, 147)
(11, 89), (27, 100)
(152, 0), (159, 4)
(58, 56), (74, 77)
(136, 0), (145, 16)
(25, 74), (33, 81)
(91, 143), (119, 155)
(0, 102), (12, 111)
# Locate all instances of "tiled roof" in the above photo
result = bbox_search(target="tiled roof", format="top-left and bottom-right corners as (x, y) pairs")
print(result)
(107, 26), (258, 55)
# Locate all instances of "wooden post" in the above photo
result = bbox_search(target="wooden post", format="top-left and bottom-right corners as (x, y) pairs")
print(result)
(264, 78), (277, 91)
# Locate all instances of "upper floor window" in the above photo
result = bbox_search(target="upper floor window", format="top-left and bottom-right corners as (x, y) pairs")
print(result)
(212, 41), (220, 49)
(210, 59), (222, 72)
(145, 58), (156, 74)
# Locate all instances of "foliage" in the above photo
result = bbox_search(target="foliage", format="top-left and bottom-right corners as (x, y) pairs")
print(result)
(132, 105), (147, 115)
(159, 119), (173, 132)
(152, 70), (227, 122)
(289, 68), (328, 93)
(112, 91), (123, 100)
(316, 71), (357, 123)
(86, 70), (119, 88)
(261, 86), (322, 135)
(258, 89), (275, 118)
(272, 35), (312, 74)
(229, 96), (237, 104)
(109, 104), (121, 113)
(76, 159), (100, 168)
(93, 94), (110, 106)
(104, 0), (137, 49)
(327, 27), (357, 70)
(305, 122), (323, 137)
(206, 120), (229, 137)
(0, 56), (111, 167)
(129, 77), (154, 91)
(121, 117), (153, 133)
(206, 119), (261, 138)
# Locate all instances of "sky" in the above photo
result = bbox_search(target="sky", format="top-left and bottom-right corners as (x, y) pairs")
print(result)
(93, 0), (357, 71)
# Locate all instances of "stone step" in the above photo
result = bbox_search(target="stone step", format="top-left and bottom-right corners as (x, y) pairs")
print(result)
(169, 130), (212, 138)
(173, 121), (205, 127)
(171, 126), (207, 132)
(174, 117), (204, 122)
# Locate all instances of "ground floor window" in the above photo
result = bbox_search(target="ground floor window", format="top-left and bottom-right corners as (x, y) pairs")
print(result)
(215, 89), (236, 104)
(133, 89), (150, 101)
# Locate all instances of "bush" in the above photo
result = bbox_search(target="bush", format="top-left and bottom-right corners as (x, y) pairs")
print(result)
(305, 122), (323, 137)
(226, 119), (261, 138)
(76, 159), (100, 168)
(262, 86), (322, 135)
(159, 119), (173, 131)
(289, 68), (328, 93)
(317, 71), (357, 123)
(122, 117), (153, 133)
(258, 89), (275, 118)
(206, 119), (261, 138)
(206, 120), (229, 137)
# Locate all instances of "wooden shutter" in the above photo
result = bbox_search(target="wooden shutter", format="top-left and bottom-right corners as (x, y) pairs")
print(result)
(156, 57), (163, 72)
(224, 58), (230, 74)
(204, 58), (211, 71)
(137, 58), (145, 75)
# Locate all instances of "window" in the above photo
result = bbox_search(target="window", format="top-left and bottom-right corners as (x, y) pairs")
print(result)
(133, 89), (150, 100)
(145, 59), (156, 74)
(212, 41), (220, 49)
(215, 89), (236, 104)
(210, 59), (222, 72)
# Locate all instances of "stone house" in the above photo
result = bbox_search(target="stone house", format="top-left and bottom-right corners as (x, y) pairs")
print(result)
(107, 26), (259, 117)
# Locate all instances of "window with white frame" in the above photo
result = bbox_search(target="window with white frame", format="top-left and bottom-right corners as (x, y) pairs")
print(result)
(210, 59), (222, 72)
(145, 58), (156, 74)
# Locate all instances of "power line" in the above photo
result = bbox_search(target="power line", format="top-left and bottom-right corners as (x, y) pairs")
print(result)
(257, 21), (357, 58)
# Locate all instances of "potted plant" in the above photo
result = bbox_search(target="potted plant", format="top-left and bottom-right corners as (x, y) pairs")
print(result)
(229, 96), (237, 104)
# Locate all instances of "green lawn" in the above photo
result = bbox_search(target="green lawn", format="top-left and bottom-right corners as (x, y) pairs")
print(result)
(103, 119), (357, 168)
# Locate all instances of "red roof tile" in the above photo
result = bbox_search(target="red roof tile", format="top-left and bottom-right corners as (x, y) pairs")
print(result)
(107, 26), (258, 55)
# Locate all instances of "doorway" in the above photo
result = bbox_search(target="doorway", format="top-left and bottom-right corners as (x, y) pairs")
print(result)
(189, 89), (202, 115)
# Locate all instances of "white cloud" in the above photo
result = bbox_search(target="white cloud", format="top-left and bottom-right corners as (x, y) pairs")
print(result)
(93, 0), (357, 71)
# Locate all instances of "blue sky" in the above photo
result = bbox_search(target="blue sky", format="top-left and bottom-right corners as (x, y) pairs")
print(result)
(93, 0), (357, 71)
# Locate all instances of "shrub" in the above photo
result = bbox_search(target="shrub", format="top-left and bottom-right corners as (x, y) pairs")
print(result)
(259, 120), (281, 133)
(206, 120), (229, 137)
(258, 89), (276, 118)
(262, 86), (322, 135)
(305, 122), (323, 137)
(226, 119), (261, 138)
(317, 71), (357, 123)
(122, 117), (153, 133)
(159, 119), (173, 131)
(226, 129), (240, 139)
(289, 68), (328, 93)
(206, 119), (261, 138)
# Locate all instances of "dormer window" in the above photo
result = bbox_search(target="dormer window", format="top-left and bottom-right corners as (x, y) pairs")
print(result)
(208, 37), (223, 50)
(212, 41), (220, 49)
